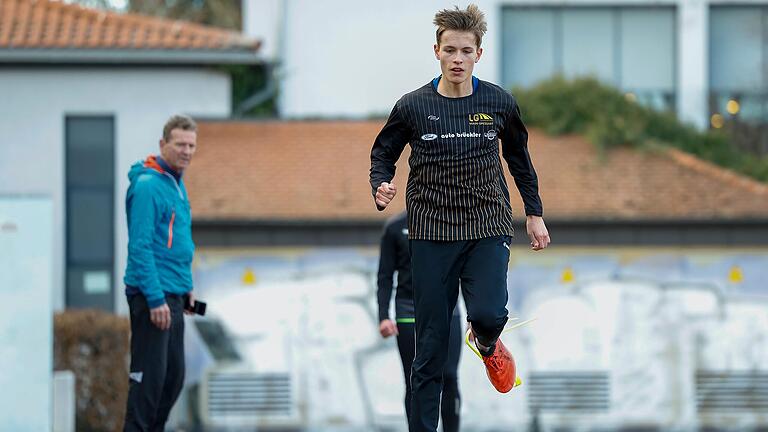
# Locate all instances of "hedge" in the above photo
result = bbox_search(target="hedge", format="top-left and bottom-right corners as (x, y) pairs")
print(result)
(54, 309), (130, 432)
(514, 76), (768, 183)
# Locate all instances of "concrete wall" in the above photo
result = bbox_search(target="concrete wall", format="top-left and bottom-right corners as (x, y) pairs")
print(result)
(185, 246), (768, 430)
(277, 0), (498, 118)
(0, 67), (231, 313)
(243, 0), (768, 128)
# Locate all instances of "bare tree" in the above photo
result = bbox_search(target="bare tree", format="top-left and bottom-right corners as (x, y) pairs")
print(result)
(129, 0), (241, 30)
(67, 0), (242, 30)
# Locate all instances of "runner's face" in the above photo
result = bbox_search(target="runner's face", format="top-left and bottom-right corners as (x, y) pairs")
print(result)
(434, 30), (482, 86)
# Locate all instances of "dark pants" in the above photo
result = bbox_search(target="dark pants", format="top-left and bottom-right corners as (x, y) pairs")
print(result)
(124, 294), (185, 432)
(398, 315), (462, 432)
(409, 236), (511, 432)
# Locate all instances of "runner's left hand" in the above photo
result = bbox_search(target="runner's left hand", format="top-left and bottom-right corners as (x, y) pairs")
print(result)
(526, 216), (550, 251)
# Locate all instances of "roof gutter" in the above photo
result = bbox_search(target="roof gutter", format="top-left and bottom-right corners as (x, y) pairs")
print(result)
(0, 48), (263, 65)
(233, 62), (278, 117)
(192, 218), (768, 226)
(191, 218), (768, 247)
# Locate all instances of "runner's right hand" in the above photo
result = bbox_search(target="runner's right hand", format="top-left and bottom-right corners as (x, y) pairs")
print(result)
(375, 182), (397, 209)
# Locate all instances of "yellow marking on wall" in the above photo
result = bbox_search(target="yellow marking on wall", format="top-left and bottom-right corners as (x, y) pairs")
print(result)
(728, 265), (743, 284)
(242, 268), (256, 285)
(561, 266), (575, 283)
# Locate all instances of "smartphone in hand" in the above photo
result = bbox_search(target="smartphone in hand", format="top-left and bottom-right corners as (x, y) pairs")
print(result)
(182, 294), (207, 316)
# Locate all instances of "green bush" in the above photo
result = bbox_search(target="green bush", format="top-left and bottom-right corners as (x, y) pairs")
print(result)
(54, 310), (130, 432)
(514, 76), (768, 183)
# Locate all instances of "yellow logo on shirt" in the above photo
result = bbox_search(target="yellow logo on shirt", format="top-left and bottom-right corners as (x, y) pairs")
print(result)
(468, 113), (494, 125)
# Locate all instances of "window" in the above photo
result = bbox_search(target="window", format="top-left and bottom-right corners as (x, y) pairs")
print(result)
(502, 7), (676, 111)
(65, 116), (115, 311)
(709, 6), (768, 153)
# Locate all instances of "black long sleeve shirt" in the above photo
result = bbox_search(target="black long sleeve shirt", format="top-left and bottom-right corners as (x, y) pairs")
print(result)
(370, 78), (542, 241)
(376, 212), (414, 322)
(377, 211), (460, 322)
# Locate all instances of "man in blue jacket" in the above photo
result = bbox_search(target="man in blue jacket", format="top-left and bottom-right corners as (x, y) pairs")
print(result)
(123, 114), (197, 432)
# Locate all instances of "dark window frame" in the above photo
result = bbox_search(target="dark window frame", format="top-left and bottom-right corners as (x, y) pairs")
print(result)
(64, 114), (116, 311)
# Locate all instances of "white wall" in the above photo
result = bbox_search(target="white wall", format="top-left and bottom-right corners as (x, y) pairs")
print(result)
(0, 67), (231, 314)
(268, 0), (505, 118)
(0, 197), (53, 431)
(243, 0), (767, 127)
(189, 247), (768, 430)
(243, 0), (282, 60)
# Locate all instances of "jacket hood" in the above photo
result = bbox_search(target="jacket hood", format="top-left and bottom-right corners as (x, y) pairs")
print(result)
(128, 155), (165, 183)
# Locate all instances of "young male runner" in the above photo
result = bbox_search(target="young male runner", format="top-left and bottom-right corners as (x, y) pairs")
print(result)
(377, 211), (461, 431)
(369, 5), (550, 432)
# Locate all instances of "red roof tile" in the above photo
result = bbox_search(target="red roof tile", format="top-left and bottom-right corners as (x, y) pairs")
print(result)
(185, 120), (768, 222)
(0, 0), (259, 51)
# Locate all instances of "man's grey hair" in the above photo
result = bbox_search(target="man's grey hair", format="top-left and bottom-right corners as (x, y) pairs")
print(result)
(162, 114), (197, 142)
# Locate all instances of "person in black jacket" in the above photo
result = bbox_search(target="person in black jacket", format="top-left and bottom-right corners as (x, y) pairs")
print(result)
(378, 211), (462, 432)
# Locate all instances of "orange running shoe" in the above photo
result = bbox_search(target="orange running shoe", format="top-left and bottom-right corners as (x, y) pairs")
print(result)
(481, 338), (517, 393)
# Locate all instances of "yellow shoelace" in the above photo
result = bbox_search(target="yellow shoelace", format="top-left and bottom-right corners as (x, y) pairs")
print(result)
(464, 317), (536, 388)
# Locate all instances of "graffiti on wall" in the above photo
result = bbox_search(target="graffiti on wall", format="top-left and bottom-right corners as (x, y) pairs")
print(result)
(183, 248), (768, 431)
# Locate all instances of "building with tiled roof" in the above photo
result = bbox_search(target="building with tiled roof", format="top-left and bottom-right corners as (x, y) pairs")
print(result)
(0, 0), (262, 313)
(0, 0), (260, 64)
(187, 120), (768, 247)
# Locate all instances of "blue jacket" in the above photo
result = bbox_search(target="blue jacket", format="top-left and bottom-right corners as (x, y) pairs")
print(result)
(123, 155), (195, 308)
